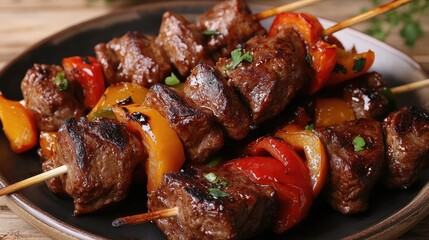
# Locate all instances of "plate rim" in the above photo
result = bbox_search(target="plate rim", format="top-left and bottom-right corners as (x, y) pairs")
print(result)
(0, 1), (428, 239)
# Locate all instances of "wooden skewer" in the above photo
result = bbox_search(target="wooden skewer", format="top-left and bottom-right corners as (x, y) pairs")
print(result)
(323, 0), (413, 36)
(254, 0), (322, 20)
(112, 207), (178, 227)
(0, 165), (67, 196)
(391, 78), (429, 94)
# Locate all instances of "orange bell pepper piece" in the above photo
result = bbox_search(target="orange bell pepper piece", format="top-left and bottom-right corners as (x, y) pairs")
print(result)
(326, 48), (375, 86)
(62, 56), (105, 109)
(268, 12), (337, 94)
(0, 93), (38, 153)
(112, 104), (185, 193)
(88, 82), (148, 120)
(314, 98), (356, 127)
(39, 131), (57, 161)
(275, 125), (328, 197)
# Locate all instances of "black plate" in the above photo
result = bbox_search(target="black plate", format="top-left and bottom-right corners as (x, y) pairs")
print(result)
(0, 1), (428, 239)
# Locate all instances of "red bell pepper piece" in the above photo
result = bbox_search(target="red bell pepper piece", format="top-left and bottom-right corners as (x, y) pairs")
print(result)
(62, 56), (105, 109)
(225, 137), (313, 233)
(268, 12), (337, 94)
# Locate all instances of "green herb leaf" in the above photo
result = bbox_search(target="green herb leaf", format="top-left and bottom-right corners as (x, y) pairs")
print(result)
(204, 172), (218, 183)
(205, 156), (222, 168)
(379, 87), (397, 111)
(202, 30), (220, 36)
(353, 58), (366, 73)
(333, 63), (347, 74)
(87, 107), (116, 121)
(54, 72), (68, 91)
(208, 188), (228, 199)
(226, 48), (253, 70)
(165, 72), (180, 86)
(305, 54), (313, 68)
(304, 123), (314, 131)
(400, 19), (423, 47)
(353, 136), (366, 152)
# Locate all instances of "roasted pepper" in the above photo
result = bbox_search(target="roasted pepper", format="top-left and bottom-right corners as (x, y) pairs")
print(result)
(326, 47), (375, 86)
(268, 12), (337, 94)
(0, 93), (38, 153)
(226, 137), (313, 233)
(88, 82), (148, 120)
(275, 124), (328, 196)
(39, 131), (57, 161)
(314, 98), (356, 127)
(112, 104), (185, 193)
(62, 56), (105, 109)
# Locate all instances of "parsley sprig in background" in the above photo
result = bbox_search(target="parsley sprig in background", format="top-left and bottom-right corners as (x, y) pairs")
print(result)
(364, 0), (429, 47)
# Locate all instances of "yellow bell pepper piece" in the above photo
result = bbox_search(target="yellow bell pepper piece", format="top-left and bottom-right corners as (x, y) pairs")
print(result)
(314, 98), (356, 127)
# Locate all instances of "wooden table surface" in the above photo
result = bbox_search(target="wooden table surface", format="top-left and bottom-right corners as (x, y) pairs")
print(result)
(0, 0), (428, 239)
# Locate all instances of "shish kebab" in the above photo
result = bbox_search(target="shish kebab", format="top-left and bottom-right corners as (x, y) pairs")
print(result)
(0, 0), (426, 238)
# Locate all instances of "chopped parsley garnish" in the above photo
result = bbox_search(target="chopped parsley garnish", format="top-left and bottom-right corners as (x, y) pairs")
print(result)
(205, 156), (222, 168)
(333, 63), (347, 74)
(202, 30), (220, 36)
(353, 58), (366, 73)
(305, 54), (313, 68)
(226, 48), (253, 70)
(353, 136), (366, 152)
(54, 72), (68, 91)
(379, 87), (397, 110)
(165, 72), (180, 86)
(208, 188), (228, 199)
(204, 172), (218, 183)
(304, 123), (314, 131)
(87, 107), (116, 121)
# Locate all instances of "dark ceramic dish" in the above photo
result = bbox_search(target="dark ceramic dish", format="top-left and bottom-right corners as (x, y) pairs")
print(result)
(0, 1), (428, 239)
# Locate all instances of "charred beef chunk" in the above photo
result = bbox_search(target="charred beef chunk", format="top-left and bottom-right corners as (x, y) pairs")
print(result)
(20, 64), (84, 132)
(314, 119), (385, 214)
(145, 84), (224, 163)
(41, 118), (145, 215)
(383, 106), (429, 189)
(148, 167), (277, 240)
(184, 63), (251, 140)
(157, 11), (213, 77)
(94, 31), (171, 87)
(196, 0), (266, 59)
(217, 28), (311, 125)
(343, 72), (393, 121)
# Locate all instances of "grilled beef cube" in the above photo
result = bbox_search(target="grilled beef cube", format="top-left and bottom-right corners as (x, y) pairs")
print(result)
(145, 84), (224, 163)
(314, 119), (385, 214)
(20, 64), (84, 132)
(343, 72), (393, 121)
(184, 63), (251, 140)
(148, 167), (277, 240)
(217, 28), (311, 125)
(196, 0), (266, 59)
(41, 118), (145, 215)
(94, 31), (171, 87)
(383, 106), (429, 189)
(157, 11), (213, 77)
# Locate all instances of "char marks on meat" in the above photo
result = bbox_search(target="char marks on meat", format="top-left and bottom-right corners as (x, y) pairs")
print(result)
(184, 63), (251, 140)
(145, 84), (224, 163)
(94, 31), (171, 87)
(343, 72), (393, 121)
(157, 11), (213, 77)
(218, 28), (312, 125)
(314, 118), (385, 214)
(383, 106), (429, 189)
(41, 118), (145, 215)
(148, 167), (277, 240)
(197, 0), (266, 59)
(20, 64), (84, 132)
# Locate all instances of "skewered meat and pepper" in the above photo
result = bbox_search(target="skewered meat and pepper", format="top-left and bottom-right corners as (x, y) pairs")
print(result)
(40, 117), (145, 215)
(217, 27), (312, 125)
(383, 106), (429, 189)
(20, 64), (84, 132)
(144, 83), (224, 163)
(314, 118), (385, 214)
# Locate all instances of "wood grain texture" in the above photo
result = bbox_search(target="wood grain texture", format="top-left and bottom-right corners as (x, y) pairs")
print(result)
(0, 0), (428, 239)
